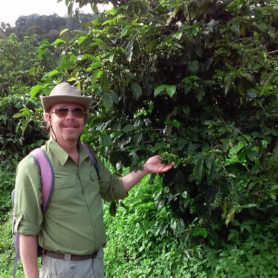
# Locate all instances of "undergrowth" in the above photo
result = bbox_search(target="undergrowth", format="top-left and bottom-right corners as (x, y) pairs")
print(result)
(0, 170), (277, 277)
(103, 174), (278, 278)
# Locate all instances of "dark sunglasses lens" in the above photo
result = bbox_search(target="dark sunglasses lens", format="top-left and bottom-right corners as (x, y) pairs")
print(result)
(55, 107), (69, 117)
(54, 107), (85, 118)
(72, 108), (85, 118)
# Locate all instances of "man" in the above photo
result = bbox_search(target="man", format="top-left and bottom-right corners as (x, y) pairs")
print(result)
(14, 82), (174, 278)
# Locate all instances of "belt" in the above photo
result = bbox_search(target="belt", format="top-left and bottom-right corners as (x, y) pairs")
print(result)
(43, 250), (98, 261)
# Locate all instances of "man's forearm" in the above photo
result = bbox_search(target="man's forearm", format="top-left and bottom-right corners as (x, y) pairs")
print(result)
(121, 155), (174, 192)
(19, 234), (39, 278)
(121, 168), (149, 192)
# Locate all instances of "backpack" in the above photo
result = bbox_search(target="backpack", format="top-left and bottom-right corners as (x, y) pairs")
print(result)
(11, 143), (99, 278)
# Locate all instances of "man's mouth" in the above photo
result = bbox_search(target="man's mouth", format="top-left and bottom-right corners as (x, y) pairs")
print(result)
(61, 125), (79, 128)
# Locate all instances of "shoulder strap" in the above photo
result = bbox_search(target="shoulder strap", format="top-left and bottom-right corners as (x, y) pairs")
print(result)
(12, 251), (20, 278)
(30, 148), (54, 212)
(81, 142), (100, 178)
(12, 148), (54, 278)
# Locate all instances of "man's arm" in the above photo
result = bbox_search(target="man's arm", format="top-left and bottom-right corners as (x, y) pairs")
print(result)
(19, 234), (39, 278)
(121, 155), (174, 192)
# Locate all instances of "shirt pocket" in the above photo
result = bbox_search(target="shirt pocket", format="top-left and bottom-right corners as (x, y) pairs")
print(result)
(51, 173), (81, 205)
(54, 170), (78, 190)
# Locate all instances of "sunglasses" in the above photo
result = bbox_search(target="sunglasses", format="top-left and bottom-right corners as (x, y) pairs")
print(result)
(52, 107), (86, 119)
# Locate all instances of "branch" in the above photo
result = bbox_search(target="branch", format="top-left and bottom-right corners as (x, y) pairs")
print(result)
(268, 49), (278, 55)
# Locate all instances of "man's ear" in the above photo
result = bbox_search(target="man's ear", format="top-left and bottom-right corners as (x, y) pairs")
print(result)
(44, 112), (51, 122)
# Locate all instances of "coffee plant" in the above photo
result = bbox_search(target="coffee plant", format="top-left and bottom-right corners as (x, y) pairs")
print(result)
(6, 0), (278, 242)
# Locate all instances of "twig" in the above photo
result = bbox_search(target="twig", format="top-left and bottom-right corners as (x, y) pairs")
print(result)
(268, 49), (278, 55)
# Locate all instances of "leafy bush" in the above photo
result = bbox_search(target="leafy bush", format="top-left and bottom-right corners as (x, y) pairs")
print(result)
(0, 169), (14, 222)
(42, 0), (278, 239)
(104, 173), (278, 277)
(0, 169), (277, 277)
(0, 34), (56, 170)
(2, 0), (278, 260)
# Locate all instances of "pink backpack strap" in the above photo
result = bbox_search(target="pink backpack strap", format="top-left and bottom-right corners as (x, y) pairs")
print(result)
(81, 143), (99, 178)
(30, 148), (54, 212)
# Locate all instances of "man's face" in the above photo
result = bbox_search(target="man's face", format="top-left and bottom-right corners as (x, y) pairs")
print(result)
(46, 102), (86, 145)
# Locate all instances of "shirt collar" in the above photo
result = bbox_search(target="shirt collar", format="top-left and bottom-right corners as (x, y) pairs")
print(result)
(47, 138), (89, 166)
(47, 138), (70, 166)
(79, 142), (90, 165)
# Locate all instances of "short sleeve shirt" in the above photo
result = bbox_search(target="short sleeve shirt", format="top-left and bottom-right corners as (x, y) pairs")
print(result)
(14, 138), (128, 255)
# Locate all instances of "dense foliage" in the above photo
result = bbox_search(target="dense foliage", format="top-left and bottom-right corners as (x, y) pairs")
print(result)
(0, 34), (56, 170)
(1, 173), (278, 277)
(29, 0), (278, 242)
(0, 2), (278, 274)
(103, 175), (278, 277)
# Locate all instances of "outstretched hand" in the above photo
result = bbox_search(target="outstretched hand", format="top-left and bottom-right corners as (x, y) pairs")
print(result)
(121, 155), (174, 192)
(144, 155), (174, 174)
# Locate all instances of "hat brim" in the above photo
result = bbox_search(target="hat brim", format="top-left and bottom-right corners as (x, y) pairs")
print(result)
(40, 95), (92, 112)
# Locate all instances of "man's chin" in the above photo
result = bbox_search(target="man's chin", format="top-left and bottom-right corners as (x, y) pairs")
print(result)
(62, 134), (81, 142)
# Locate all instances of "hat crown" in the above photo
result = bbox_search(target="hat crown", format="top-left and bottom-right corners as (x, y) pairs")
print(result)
(50, 82), (82, 97)
(40, 82), (92, 112)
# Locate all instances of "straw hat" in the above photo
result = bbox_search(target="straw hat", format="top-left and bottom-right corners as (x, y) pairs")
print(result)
(40, 82), (92, 112)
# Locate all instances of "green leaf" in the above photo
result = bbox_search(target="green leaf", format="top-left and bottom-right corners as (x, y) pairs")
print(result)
(86, 62), (101, 72)
(30, 85), (42, 99)
(92, 70), (103, 85)
(48, 70), (59, 77)
(273, 144), (278, 159)
(165, 120), (180, 128)
(270, 193), (276, 200)
(80, 54), (95, 61)
(60, 28), (68, 36)
(52, 38), (65, 46)
(236, 204), (257, 211)
(92, 4), (98, 14)
(225, 208), (236, 226)
(165, 85), (176, 98)
(146, 40), (157, 53)
(205, 153), (215, 172)
(224, 74), (232, 95)
(261, 140), (268, 148)
(154, 84), (176, 98)
(102, 19), (112, 26)
(154, 85), (166, 97)
(227, 142), (245, 165)
(126, 41), (134, 63)
(188, 60), (199, 74)
(106, 7), (117, 15)
(102, 93), (113, 109)
(108, 53), (115, 62)
(67, 77), (77, 82)
(246, 149), (256, 161)
(121, 26), (129, 37)
(13, 108), (30, 119)
(78, 36), (87, 46)
(111, 91), (119, 105)
(101, 131), (112, 146)
(171, 120), (180, 128)
(193, 156), (204, 182)
(196, 89), (205, 102)
(101, 71), (109, 93)
(122, 124), (135, 133)
(173, 32), (182, 40)
(270, 185), (278, 191)
(131, 82), (142, 100)
(192, 228), (208, 238)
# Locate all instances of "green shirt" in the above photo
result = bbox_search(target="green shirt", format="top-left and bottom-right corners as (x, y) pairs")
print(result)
(14, 138), (128, 255)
